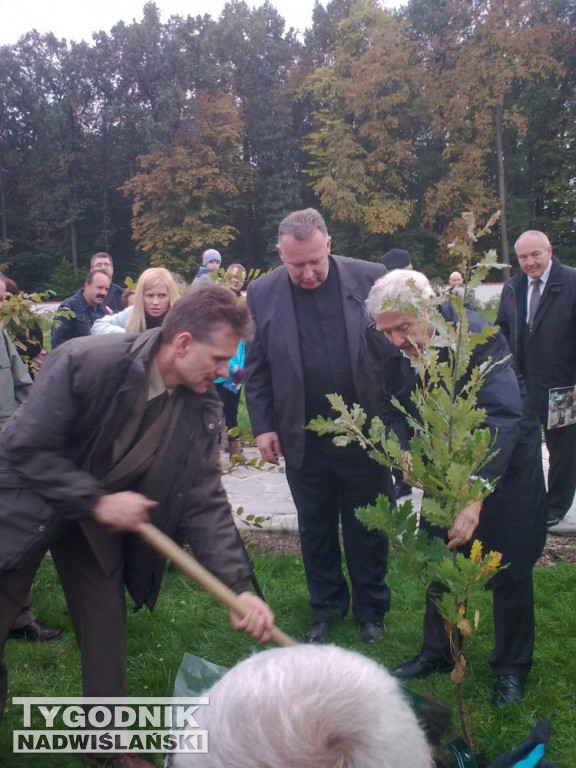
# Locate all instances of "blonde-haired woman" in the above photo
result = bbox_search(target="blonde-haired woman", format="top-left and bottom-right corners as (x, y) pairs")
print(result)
(91, 267), (180, 335)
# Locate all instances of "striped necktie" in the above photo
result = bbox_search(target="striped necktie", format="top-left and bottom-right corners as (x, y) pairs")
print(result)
(528, 279), (541, 329)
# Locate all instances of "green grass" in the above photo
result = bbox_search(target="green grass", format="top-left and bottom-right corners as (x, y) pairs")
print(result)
(2, 551), (575, 767)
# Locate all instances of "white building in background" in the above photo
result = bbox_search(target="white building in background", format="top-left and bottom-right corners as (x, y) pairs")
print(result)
(473, 283), (504, 306)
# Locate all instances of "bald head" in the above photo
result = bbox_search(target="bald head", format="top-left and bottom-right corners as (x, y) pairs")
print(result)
(514, 231), (552, 280)
(448, 271), (464, 287)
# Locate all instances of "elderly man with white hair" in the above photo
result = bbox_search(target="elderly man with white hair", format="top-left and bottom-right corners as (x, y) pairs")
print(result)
(497, 230), (576, 536)
(172, 644), (434, 768)
(366, 269), (547, 707)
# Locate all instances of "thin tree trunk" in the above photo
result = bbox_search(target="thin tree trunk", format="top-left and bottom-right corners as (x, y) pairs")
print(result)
(495, 105), (511, 281)
(70, 219), (78, 275)
(101, 129), (111, 251)
(0, 163), (8, 243)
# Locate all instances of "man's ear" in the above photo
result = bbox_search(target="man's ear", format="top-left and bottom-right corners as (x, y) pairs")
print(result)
(173, 331), (194, 356)
(276, 244), (284, 262)
(326, 235), (332, 253)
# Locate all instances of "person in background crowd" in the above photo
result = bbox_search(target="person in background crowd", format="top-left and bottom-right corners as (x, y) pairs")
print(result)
(172, 645), (434, 768)
(223, 263), (247, 297)
(0, 277), (47, 377)
(0, 270), (32, 429)
(497, 230), (576, 537)
(51, 270), (111, 349)
(216, 264), (248, 456)
(90, 252), (124, 313)
(193, 249), (222, 283)
(368, 269), (546, 707)
(121, 286), (135, 308)
(91, 268), (179, 335)
(245, 208), (393, 646)
(448, 271), (464, 287)
(381, 248), (412, 271)
(0, 273), (62, 644)
(447, 270), (477, 309)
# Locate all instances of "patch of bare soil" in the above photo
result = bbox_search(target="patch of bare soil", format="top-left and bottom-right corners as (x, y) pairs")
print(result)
(242, 530), (301, 556)
(536, 533), (576, 567)
(242, 530), (576, 566)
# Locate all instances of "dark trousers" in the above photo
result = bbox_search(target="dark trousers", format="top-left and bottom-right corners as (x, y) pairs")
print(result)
(544, 423), (576, 522)
(285, 442), (392, 624)
(215, 382), (241, 431)
(420, 573), (535, 676)
(10, 590), (35, 631)
(0, 521), (127, 717)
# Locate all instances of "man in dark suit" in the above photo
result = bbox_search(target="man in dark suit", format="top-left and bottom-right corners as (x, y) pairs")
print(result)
(244, 208), (394, 645)
(497, 230), (576, 537)
(367, 269), (547, 706)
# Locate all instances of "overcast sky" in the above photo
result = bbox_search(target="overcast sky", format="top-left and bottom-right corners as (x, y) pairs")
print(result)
(0, 0), (403, 47)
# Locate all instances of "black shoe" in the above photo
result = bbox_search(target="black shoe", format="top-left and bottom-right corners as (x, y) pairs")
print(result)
(491, 675), (525, 707)
(304, 621), (330, 644)
(360, 621), (384, 643)
(8, 619), (63, 643)
(390, 654), (453, 679)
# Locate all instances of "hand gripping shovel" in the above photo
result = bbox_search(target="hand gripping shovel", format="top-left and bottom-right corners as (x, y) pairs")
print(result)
(139, 523), (296, 648)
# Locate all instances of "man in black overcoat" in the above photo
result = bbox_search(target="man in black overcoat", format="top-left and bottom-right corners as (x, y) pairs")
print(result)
(497, 230), (576, 536)
(366, 269), (547, 707)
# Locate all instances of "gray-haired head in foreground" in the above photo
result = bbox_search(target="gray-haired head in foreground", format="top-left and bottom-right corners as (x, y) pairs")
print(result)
(366, 269), (436, 316)
(278, 208), (328, 241)
(172, 644), (433, 768)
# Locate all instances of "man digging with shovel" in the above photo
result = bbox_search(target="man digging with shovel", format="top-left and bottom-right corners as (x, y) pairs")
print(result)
(0, 281), (274, 768)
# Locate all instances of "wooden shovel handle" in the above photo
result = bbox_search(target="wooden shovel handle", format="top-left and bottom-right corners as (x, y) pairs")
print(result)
(139, 523), (296, 648)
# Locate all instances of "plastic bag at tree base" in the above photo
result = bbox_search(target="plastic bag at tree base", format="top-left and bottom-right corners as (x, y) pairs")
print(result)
(163, 653), (228, 768)
(172, 651), (227, 699)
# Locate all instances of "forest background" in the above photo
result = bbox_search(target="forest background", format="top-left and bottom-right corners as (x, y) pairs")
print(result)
(1, 0), (575, 297)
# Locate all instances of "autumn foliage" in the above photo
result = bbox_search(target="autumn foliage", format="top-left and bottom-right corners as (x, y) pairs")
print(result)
(1, 0), (575, 287)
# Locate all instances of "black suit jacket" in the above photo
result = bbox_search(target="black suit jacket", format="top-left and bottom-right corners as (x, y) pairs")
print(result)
(383, 304), (547, 583)
(496, 257), (576, 423)
(244, 255), (386, 470)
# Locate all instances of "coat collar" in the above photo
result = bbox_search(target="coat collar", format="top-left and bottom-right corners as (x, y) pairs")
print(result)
(85, 330), (163, 474)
